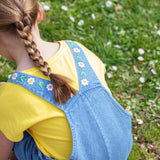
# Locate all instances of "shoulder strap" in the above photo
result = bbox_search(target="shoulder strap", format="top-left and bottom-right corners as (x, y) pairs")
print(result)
(65, 40), (102, 92)
(7, 71), (58, 106)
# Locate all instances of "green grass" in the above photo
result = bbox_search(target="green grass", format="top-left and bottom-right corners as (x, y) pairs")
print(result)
(0, 0), (160, 159)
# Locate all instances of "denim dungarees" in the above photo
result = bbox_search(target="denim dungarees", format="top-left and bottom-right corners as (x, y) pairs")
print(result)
(8, 41), (133, 160)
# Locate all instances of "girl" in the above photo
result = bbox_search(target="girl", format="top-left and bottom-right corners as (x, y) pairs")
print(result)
(0, 0), (133, 160)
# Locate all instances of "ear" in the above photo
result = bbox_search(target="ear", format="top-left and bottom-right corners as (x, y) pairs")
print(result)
(36, 3), (44, 24)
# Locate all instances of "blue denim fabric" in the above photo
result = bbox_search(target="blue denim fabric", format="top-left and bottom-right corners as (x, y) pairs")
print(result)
(9, 40), (133, 160)
(14, 131), (54, 160)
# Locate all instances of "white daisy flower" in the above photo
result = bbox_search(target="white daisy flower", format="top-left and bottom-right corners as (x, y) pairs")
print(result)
(114, 45), (121, 48)
(149, 61), (155, 66)
(112, 66), (117, 71)
(27, 78), (35, 85)
(91, 13), (96, 19)
(106, 41), (111, 46)
(104, 64), (107, 67)
(41, 2), (50, 11)
(136, 118), (143, 124)
(126, 106), (131, 111)
(157, 30), (160, 36)
(147, 49), (151, 53)
(47, 84), (53, 91)
(107, 73), (112, 78)
(138, 48), (145, 55)
(78, 62), (85, 68)
(151, 69), (156, 75)
(154, 25), (158, 29)
(90, 26), (94, 29)
(78, 20), (84, 26)
(61, 5), (68, 11)
(73, 48), (80, 53)
(105, 1), (112, 7)
(139, 77), (145, 83)
(148, 99), (155, 104)
(134, 136), (138, 140)
(156, 86), (160, 90)
(114, 26), (118, 30)
(70, 16), (75, 22)
(81, 79), (89, 86)
(137, 56), (144, 61)
(12, 73), (18, 80)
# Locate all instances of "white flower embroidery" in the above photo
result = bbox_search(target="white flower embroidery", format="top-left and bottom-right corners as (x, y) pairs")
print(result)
(81, 79), (89, 86)
(8, 74), (12, 79)
(78, 62), (85, 68)
(47, 84), (53, 91)
(27, 78), (35, 85)
(12, 73), (18, 80)
(73, 48), (80, 53)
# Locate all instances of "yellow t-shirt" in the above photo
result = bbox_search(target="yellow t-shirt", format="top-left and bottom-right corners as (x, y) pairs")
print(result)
(0, 41), (111, 159)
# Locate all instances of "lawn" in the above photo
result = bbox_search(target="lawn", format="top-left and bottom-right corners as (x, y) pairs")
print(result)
(0, 0), (160, 159)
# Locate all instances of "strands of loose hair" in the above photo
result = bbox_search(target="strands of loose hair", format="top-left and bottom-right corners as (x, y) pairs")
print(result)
(0, 0), (77, 104)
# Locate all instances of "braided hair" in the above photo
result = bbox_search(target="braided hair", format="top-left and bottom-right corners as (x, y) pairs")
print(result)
(0, 0), (77, 104)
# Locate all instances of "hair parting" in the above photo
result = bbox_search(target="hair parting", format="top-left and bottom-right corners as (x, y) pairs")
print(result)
(0, 0), (77, 104)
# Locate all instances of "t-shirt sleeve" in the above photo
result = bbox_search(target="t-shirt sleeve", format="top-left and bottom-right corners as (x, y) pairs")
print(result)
(75, 41), (112, 95)
(0, 83), (55, 142)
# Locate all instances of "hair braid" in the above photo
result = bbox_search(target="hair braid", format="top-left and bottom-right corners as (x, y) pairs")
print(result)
(15, 14), (77, 104)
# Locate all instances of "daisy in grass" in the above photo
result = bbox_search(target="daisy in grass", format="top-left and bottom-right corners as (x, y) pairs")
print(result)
(138, 56), (144, 61)
(61, 5), (68, 11)
(106, 1), (112, 7)
(139, 77), (145, 83)
(138, 48), (145, 55)
(41, 2), (50, 11)
(78, 20), (84, 26)
(107, 73), (112, 78)
(136, 118), (143, 124)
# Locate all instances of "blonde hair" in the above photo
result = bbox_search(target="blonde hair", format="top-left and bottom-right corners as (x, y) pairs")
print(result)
(0, 0), (76, 104)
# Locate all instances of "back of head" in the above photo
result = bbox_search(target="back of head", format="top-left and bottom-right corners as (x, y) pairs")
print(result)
(0, 0), (38, 32)
(0, 0), (77, 104)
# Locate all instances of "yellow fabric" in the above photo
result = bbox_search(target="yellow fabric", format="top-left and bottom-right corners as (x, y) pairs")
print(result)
(0, 41), (111, 159)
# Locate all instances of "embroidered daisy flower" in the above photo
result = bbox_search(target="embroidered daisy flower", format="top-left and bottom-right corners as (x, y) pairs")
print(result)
(8, 74), (12, 79)
(139, 77), (145, 83)
(136, 118), (143, 124)
(27, 78), (35, 85)
(78, 20), (84, 26)
(107, 73), (112, 78)
(12, 73), (18, 80)
(61, 5), (68, 11)
(78, 62), (85, 68)
(137, 56), (144, 61)
(47, 84), (53, 91)
(73, 48), (80, 53)
(138, 48), (145, 55)
(81, 79), (89, 86)
(70, 16), (75, 22)
(105, 1), (112, 7)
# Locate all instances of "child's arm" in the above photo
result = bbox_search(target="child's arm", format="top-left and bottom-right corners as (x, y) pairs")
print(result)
(0, 131), (14, 160)
(0, 82), (5, 86)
